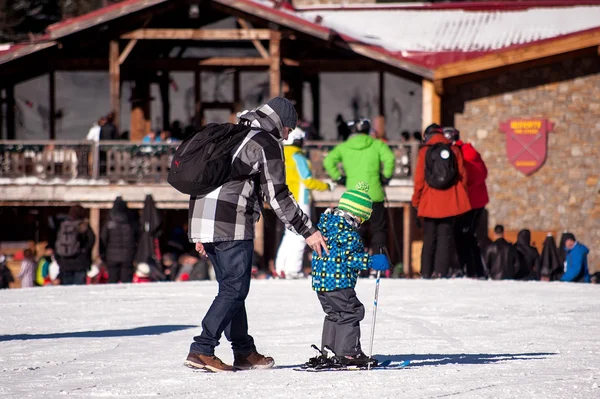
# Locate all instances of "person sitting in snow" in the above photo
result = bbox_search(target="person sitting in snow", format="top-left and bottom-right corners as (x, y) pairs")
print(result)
(560, 232), (590, 283)
(310, 182), (389, 367)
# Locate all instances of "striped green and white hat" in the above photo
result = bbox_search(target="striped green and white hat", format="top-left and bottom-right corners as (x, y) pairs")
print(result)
(338, 182), (373, 221)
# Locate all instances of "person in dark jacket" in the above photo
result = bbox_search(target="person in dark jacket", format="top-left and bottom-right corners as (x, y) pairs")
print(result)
(540, 234), (562, 281)
(100, 197), (139, 283)
(444, 127), (488, 278)
(484, 225), (518, 280)
(99, 112), (118, 140)
(560, 233), (590, 283)
(557, 231), (570, 271)
(0, 253), (14, 289)
(514, 229), (540, 280)
(56, 205), (96, 285)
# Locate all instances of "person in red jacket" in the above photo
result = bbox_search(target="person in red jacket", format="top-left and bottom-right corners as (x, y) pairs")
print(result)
(444, 127), (489, 278)
(412, 124), (471, 278)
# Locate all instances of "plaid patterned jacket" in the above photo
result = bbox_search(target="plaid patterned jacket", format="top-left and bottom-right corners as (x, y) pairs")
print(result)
(189, 105), (316, 243)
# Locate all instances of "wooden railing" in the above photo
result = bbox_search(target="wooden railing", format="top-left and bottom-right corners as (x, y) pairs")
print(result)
(0, 140), (420, 184)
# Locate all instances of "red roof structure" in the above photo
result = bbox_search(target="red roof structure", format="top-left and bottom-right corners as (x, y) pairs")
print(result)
(1, 0), (600, 79)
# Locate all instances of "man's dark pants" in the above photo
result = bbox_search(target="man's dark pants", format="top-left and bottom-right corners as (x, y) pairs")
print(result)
(317, 288), (365, 356)
(107, 262), (134, 283)
(61, 271), (87, 285)
(455, 208), (486, 277)
(190, 240), (256, 356)
(359, 201), (388, 248)
(421, 217), (456, 278)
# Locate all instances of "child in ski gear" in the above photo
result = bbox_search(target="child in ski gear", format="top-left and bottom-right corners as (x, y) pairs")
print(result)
(132, 263), (152, 283)
(311, 182), (388, 367)
(35, 246), (54, 286)
(276, 127), (333, 279)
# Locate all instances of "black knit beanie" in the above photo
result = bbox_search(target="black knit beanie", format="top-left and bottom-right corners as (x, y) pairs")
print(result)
(267, 97), (298, 129)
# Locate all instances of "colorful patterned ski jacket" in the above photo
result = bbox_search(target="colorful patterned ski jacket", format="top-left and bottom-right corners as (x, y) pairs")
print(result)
(311, 209), (372, 291)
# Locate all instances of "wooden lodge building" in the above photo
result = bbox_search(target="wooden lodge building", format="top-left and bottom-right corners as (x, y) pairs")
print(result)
(0, 0), (598, 274)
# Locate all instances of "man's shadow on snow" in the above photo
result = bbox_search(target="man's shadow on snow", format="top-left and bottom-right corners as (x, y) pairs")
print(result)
(0, 325), (197, 342)
(375, 352), (556, 367)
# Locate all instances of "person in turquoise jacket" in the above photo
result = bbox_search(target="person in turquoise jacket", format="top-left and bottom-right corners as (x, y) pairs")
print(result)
(311, 182), (389, 367)
(323, 119), (395, 248)
(560, 233), (590, 283)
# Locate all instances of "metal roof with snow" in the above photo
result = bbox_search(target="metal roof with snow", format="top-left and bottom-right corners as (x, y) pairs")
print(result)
(298, 5), (600, 53)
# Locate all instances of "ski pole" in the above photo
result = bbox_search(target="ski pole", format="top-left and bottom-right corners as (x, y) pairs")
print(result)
(367, 269), (382, 370)
(368, 247), (391, 370)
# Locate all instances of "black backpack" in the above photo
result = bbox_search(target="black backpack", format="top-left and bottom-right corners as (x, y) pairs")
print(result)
(424, 143), (458, 190)
(167, 123), (251, 197)
(55, 219), (81, 257)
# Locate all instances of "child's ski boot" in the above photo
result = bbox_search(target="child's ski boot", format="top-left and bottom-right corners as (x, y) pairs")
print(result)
(333, 351), (379, 369)
(303, 345), (331, 369)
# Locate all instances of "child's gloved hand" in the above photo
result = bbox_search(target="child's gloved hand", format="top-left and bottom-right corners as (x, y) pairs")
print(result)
(371, 254), (389, 271)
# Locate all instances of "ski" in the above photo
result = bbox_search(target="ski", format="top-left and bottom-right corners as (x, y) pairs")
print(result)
(294, 359), (410, 372)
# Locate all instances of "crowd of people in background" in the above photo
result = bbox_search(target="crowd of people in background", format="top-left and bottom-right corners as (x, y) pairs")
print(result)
(0, 110), (595, 289)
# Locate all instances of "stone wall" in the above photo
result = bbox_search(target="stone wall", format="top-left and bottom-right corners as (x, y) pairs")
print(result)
(443, 54), (600, 273)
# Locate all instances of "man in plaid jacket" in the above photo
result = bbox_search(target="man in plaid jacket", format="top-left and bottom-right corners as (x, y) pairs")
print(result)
(184, 97), (328, 373)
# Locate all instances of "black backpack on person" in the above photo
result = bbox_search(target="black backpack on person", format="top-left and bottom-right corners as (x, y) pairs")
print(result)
(167, 123), (251, 197)
(424, 143), (458, 190)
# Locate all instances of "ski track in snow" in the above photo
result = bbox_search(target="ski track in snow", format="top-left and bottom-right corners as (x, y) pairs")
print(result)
(0, 280), (598, 399)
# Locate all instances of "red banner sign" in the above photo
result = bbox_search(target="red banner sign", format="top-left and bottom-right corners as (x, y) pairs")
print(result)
(500, 119), (553, 176)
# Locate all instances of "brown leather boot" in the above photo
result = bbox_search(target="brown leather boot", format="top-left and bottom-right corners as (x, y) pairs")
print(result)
(233, 351), (275, 370)
(184, 353), (235, 372)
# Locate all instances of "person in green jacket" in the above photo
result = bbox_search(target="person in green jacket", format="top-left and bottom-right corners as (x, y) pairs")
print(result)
(323, 118), (395, 248)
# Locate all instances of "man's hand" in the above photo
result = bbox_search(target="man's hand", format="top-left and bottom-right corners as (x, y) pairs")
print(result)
(306, 230), (329, 257)
(195, 242), (207, 257)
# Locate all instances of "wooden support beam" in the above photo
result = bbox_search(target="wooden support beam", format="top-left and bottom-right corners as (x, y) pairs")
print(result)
(231, 70), (241, 123)
(0, 89), (4, 139)
(118, 39), (138, 65)
(89, 208), (100, 260)
(310, 75), (320, 134)
(435, 28), (600, 80)
(403, 203), (412, 278)
(421, 79), (441, 132)
(237, 18), (270, 59)
(254, 216), (265, 263)
(199, 57), (270, 66)
(130, 76), (151, 141)
(5, 85), (15, 139)
(269, 30), (281, 98)
(378, 71), (385, 116)
(202, 101), (235, 110)
(49, 71), (56, 140)
(122, 28), (272, 40)
(109, 40), (120, 129)
(194, 69), (202, 129)
(159, 72), (170, 130)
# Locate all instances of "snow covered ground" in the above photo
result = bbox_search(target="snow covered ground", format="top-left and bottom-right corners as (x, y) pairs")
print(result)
(1, 279), (598, 399)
